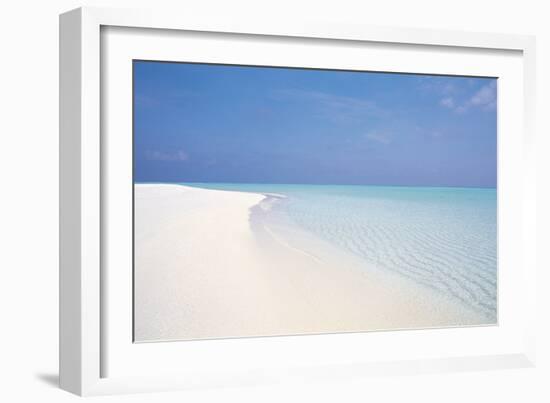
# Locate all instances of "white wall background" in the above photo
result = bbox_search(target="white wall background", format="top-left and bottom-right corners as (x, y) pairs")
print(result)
(0, 0), (548, 401)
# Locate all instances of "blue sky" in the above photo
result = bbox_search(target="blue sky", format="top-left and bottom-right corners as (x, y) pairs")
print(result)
(134, 61), (497, 187)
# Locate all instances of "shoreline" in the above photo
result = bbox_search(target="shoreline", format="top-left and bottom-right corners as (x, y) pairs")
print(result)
(134, 183), (489, 342)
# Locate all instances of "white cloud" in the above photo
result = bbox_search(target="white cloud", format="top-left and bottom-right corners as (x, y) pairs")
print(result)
(439, 81), (497, 113)
(365, 131), (391, 145)
(146, 149), (189, 161)
(455, 105), (468, 114)
(469, 81), (497, 109)
(273, 89), (388, 123)
(417, 77), (457, 96)
(440, 97), (455, 109)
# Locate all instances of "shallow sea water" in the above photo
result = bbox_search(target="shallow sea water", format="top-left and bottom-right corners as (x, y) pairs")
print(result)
(182, 183), (497, 322)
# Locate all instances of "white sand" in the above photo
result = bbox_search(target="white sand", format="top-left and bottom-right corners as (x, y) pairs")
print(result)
(134, 184), (486, 342)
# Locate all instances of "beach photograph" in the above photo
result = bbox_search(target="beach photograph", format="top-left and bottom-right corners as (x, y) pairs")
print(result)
(133, 61), (497, 342)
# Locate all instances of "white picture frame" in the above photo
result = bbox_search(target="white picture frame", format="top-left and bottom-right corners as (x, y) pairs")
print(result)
(59, 6), (537, 396)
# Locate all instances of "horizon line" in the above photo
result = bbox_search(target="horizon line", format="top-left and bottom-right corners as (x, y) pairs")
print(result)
(134, 181), (497, 190)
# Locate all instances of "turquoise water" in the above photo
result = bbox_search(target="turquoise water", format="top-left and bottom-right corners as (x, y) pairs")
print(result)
(182, 183), (497, 322)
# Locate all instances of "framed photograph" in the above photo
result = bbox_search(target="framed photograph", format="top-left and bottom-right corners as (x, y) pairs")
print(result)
(60, 7), (537, 396)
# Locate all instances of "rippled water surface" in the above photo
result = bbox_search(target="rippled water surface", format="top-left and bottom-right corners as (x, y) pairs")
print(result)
(183, 183), (497, 321)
